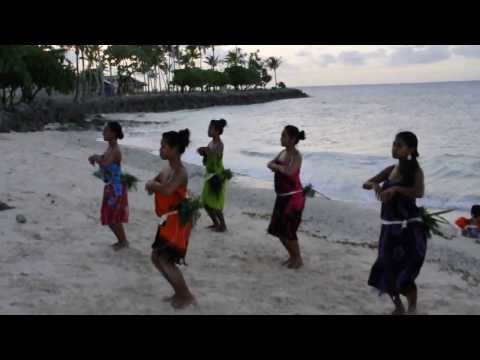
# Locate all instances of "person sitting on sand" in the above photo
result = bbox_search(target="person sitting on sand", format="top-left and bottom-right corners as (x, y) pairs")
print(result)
(455, 205), (480, 239)
(267, 125), (306, 269)
(88, 121), (129, 251)
(363, 131), (427, 315)
(197, 119), (229, 232)
(145, 129), (196, 310)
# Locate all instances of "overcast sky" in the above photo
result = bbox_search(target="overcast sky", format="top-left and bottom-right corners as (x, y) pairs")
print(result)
(217, 45), (480, 87)
(68, 45), (480, 87)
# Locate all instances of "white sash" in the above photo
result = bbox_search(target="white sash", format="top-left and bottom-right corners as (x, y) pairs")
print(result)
(381, 217), (423, 229)
(158, 210), (178, 224)
(277, 190), (304, 197)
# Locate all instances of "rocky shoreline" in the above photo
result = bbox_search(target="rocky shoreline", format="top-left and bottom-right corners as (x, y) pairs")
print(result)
(0, 88), (308, 133)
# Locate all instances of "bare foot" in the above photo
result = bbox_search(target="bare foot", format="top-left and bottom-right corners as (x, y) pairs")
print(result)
(111, 241), (129, 251)
(171, 295), (196, 310)
(162, 295), (176, 303)
(391, 306), (406, 315)
(213, 225), (227, 233)
(407, 306), (417, 315)
(281, 258), (291, 266)
(287, 258), (303, 269)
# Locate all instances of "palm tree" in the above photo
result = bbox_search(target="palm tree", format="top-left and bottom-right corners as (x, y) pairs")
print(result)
(266, 56), (282, 87)
(79, 46), (87, 100)
(73, 46), (80, 102)
(197, 45), (210, 69)
(225, 47), (246, 67)
(59, 45), (81, 102)
(84, 45), (105, 97)
(185, 45), (200, 68)
(204, 55), (220, 70)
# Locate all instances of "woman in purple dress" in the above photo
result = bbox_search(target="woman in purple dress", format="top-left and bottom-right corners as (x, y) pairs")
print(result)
(363, 131), (426, 315)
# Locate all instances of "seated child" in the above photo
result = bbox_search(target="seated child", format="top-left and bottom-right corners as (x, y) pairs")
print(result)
(455, 205), (480, 239)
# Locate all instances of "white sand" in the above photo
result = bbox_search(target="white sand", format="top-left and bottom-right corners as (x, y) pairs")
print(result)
(1, 131), (480, 314)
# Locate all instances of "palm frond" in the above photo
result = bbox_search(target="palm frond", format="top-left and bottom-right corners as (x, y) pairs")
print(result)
(419, 207), (454, 240)
(175, 196), (203, 226)
(93, 170), (139, 191)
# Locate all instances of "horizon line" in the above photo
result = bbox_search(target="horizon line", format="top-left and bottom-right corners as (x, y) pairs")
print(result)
(294, 79), (480, 88)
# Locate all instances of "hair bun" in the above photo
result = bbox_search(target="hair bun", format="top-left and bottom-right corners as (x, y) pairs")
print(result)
(299, 130), (306, 141)
(178, 129), (190, 148)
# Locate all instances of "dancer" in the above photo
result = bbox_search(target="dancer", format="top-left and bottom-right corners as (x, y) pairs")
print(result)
(89, 121), (129, 251)
(363, 131), (426, 315)
(267, 125), (306, 269)
(198, 119), (229, 232)
(146, 129), (196, 309)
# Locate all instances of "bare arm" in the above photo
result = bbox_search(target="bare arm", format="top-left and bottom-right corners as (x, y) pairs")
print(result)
(90, 147), (121, 167)
(378, 168), (424, 202)
(146, 168), (187, 196)
(153, 171), (165, 183)
(207, 141), (224, 158)
(392, 168), (424, 199)
(270, 152), (302, 176)
(363, 165), (394, 190)
(267, 151), (284, 169)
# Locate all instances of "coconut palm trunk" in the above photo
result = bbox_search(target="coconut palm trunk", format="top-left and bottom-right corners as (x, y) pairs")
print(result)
(74, 48), (80, 103)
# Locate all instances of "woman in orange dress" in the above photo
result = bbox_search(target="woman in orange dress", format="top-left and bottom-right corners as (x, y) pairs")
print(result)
(145, 129), (195, 310)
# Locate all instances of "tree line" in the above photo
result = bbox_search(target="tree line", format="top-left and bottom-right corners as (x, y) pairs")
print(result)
(0, 45), (285, 108)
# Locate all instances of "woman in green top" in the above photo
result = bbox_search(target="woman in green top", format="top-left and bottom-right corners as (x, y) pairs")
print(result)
(197, 119), (228, 232)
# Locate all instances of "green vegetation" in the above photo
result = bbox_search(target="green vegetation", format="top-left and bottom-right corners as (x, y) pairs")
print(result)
(1, 45), (285, 109)
(0, 45), (75, 108)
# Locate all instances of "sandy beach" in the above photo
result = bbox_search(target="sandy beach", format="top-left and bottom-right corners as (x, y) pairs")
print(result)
(1, 130), (480, 315)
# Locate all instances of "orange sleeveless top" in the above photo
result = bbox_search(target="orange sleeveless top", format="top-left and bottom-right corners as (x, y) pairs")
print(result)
(154, 185), (192, 258)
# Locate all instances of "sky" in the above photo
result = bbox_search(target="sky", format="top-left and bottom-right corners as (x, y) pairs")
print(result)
(65, 45), (480, 87)
(217, 45), (480, 87)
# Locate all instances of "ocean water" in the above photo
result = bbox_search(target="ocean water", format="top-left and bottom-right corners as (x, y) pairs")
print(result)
(103, 81), (480, 211)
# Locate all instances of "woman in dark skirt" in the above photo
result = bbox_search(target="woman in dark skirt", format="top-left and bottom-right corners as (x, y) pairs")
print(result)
(267, 125), (306, 269)
(363, 131), (426, 315)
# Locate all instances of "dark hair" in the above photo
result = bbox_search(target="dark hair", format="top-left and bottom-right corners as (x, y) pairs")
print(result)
(396, 131), (420, 187)
(210, 119), (228, 135)
(107, 121), (124, 140)
(162, 129), (190, 154)
(284, 125), (306, 144)
(471, 205), (480, 217)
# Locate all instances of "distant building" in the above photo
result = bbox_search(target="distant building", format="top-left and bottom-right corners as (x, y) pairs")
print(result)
(104, 75), (146, 95)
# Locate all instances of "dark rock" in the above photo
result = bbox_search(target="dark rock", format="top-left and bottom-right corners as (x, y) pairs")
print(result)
(0, 89), (308, 133)
(0, 202), (14, 211)
(16, 214), (27, 224)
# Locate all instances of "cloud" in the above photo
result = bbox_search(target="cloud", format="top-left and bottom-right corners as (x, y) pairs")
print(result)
(295, 50), (312, 57)
(451, 45), (480, 58)
(387, 45), (451, 66)
(321, 48), (387, 67)
(337, 51), (368, 66)
(210, 46), (230, 59)
(369, 48), (387, 58)
(318, 54), (336, 67)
